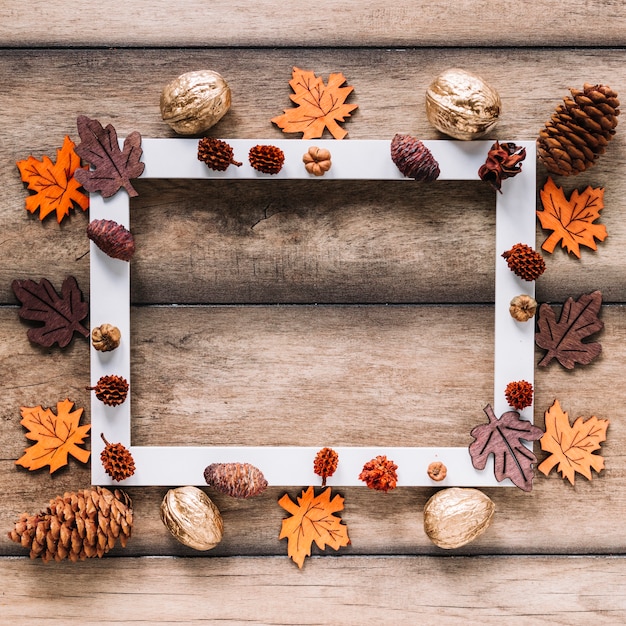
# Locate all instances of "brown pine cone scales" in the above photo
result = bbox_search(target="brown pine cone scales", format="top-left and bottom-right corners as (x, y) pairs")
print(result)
(478, 141), (526, 193)
(204, 462), (268, 498)
(249, 144), (285, 174)
(313, 447), (339, 486)
(538, 83), (620, 175)
(100, 434), (136, 481)
(88, 374), (129, 406)
(7, 487), (133, 562)
(390, 133), (440, 182)
(505, 380), (534, 411)
(197, 137), (242, 171)
(502, 243), (546, 281)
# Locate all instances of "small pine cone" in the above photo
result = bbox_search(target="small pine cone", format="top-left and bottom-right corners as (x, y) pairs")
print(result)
(478, 141), (526, 193)
(87, 219), (135, 262)
(390, 133), (440, 182)
(197, 137), (242, 171)
(91, 323), (121, 352)
(7, 486), (132, 562)
(204, 462), (268, 498)
(248, 144), (285, 174)
(509, 294), (538, 322)
(359, 455), (398, 492)
(88, 374), (129, 406)
(505, 380), (534, 410)
(502, 243), (546, 281)
(313, 447), (339, 486)
(100, 434), (136, 482)
(538, 83), (620, 176)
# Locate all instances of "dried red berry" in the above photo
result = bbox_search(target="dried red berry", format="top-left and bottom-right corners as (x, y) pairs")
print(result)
(87, 219), (135, 261)
(359, 455), (398, 492)
(504, 380), (534, 410)
(313, 447), (339, 486)
(248, 144), (285, 174)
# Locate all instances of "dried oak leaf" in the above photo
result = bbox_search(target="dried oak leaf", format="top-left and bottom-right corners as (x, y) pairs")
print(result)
(535, 290), (603, 369)
(537, 177), (608, 258)
(538, 399), (609, 485)
(271, 67), (358, 140)
(16, 136), (89, 223)
(74, 115), (145, 198)
(12, 276), (89, 348)
(278, 486), (350, 568)
(16, 399), (91, 473)
(469, 404), (544, 492)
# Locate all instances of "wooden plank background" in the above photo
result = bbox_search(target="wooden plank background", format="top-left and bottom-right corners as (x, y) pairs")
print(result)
(2, 4), (626, 623)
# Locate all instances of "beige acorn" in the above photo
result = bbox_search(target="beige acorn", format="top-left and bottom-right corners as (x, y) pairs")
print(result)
(204, 462), (268, 498)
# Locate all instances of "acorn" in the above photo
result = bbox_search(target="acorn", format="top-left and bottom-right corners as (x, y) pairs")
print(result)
(88, 374), (129, 406)
(197, 137), (242, 171)
(204, 462), (268, 498)
(502, 243), (546, 281)
(100, 433), (135, 482)
(249, 144), (285, 174)
(390, 134), (440, 182)
(87, 219), (135, 261)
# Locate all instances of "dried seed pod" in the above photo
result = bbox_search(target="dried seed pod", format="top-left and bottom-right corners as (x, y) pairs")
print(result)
(509, 294), (538, 322)
(160, 486), (223, 551)
(359, 455), (398, 492)
(505, 380), (534, 410)
(425, 68), (501, 140)
(303, 146), (332, 176)
(100, 433), (135, 482)
(390, 134), (440, 182)
(427, 461), (447, 482)
(87, 219), (135, 261)
(249, 144), (285, 174)
(502, 243), (546, 281)
(478, 141), (526, 193)
(423, 487), (495, 549)
(91, 323), (121, 352)
(87, 374), (129, 406)
(197, 137), (242, 171)
(313, 447), (339, 486)
(204, 462), (268, 498)
(160, 69), (231, 135)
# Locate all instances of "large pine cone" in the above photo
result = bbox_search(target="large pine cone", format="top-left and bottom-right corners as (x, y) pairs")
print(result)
(7, 487), (133, 562)
(538, 83), (619, 175)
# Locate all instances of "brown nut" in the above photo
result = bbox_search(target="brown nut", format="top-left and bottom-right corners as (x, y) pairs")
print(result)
(423, 487), (495, 549)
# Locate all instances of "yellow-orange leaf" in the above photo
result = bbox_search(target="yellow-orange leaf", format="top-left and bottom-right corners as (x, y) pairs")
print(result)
(271, 67), (358, 140)
(16, 399), (91, 473)
(537, 177), (607, 258)
(278, 486), (350, 568)
(538, 399), (609, 485)
(16, 136), (89, 223)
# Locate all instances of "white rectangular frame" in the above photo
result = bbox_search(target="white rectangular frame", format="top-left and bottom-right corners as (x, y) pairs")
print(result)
(90, 139), (536, 487)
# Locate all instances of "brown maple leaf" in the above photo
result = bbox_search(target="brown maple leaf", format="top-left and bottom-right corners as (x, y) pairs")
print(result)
(469, 404), (544, 492)
(16, 136), (89, 223)
(535, 290), (603, 369)
(271, 67), (358, 140)
(74, 115), (145, 198)
(537, 177), (608, 258)
(538, 400), (609, 485)
(16, 399), (91, 473)
(278, 486), (350, 568)
(12, 276), (89, 348)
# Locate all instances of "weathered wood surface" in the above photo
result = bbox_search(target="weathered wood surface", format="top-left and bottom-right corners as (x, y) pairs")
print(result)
(2, 12), (626, 624)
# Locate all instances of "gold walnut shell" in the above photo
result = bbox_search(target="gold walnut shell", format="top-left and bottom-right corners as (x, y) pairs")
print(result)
(425, 68), (501, 140)
(160, 486), (224, 551)
(423, 487), (495, 549)
(160, 70), (231, 135)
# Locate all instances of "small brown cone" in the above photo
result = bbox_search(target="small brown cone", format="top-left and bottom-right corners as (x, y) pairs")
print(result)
(204, 462), (268, 498)
(538, 83), (620, 175)
(502, 243), (546, 281)
(88, 374), (129, 406)
(7, 487), (133, 562)
(248, 145), (285, 174)
(101, 433), (136, 482)
(197, 137), (242, 171)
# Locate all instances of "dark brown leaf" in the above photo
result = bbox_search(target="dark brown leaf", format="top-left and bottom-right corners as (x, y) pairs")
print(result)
(469, 404), (544, 492)
(74, 115), (145, 198)
(12, 276), (89, 347)
(535, 290), (603, 369)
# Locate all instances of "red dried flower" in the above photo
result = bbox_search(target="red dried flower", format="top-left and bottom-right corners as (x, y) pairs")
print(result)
(478, 141), (526, 193)
(313, 447), (339, 487)
(505, 380), (534, 410)
(359, 455), (398, 492)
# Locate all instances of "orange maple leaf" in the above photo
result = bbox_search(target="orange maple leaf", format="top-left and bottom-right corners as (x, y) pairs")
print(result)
(271, 67), (358, 140)
(537, 177), (607, 258)
(16, 399), (91, 473)
(16, 135), (89, 223)
(538, 399), (609, 485)
(278, 486), (350, 568)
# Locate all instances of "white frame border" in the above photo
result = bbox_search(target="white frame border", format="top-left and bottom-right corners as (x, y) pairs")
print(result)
(89, 139), (536, 487)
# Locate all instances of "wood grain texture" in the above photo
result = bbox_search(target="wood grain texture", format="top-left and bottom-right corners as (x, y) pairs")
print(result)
(1, 555), (626, 625)
(2, 1), (626, 47)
